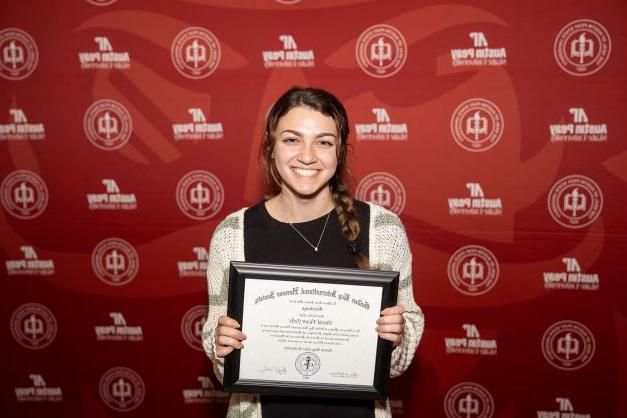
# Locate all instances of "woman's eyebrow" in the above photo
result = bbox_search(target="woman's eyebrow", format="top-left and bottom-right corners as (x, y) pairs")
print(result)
(279, 129), (337, 139)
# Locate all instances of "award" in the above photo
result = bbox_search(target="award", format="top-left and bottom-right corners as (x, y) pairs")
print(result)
(223, 261), (399, 400)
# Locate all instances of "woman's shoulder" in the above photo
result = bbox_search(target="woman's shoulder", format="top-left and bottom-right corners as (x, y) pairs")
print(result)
(211, 206), (248, 241)
(363, 201), (404, 229)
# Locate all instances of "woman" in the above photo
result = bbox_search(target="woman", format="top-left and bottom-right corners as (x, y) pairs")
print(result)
(202, 87), (424, 418)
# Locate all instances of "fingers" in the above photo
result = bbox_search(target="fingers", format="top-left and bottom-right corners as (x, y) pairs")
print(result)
(215, 315), (247, 358)
(376, 323), (404, 334)
(218, 315), (241, 329)
(377, 305), (405, 347)
(216, 345), (234, 357)
(380, 305), (405, 316)
(377, 332), (403, 347)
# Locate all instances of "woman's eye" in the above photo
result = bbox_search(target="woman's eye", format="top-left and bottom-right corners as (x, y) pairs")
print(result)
(319, 139), (335, 147)
(283, 137), (298, 143)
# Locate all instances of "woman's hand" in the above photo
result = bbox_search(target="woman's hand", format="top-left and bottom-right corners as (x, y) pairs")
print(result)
(376, 305), (405, 347)
(215, 315), (247, 357)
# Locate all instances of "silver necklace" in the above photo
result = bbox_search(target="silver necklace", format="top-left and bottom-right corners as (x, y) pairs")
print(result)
(289, 210), (332, 252)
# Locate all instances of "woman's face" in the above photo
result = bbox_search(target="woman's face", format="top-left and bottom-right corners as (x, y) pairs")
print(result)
(272, 106), (339, 199)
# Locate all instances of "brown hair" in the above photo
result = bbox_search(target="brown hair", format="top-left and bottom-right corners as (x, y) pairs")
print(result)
(259, 87), (369, 269)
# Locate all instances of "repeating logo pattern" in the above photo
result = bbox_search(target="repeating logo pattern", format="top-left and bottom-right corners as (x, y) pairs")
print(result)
(451, 98), (504, 152)
(444, 382), (494, 418)
(0, 28), (38, 80)
(175, 170), (224, 220)
(262, 35), (315, 68)
(1, 170), (48, 219)
(547, 175), (603, 229)
(448, 245), (499, 296)
(355, 24), (407, 78)
(177, 246), (209, 278)
(549, 107), (608, 143)
(450, 32), (507, 67)
(182, 376), (229, 404)
(83, 99), (133, 150)
(543, 257), (600, 291)
(180, 305), (207, 351)
(5, 245), (55, 276)
(172, 108), (223, 141)
(78, 36), (131, 70)
(541, 320), (595, 370)
(448, 183), (503, 216)
(99, 367), (145, 412)
(86, 179), (137, 211)
(14, 374), (63, 402)
(444, 324), (497, 356)
(171, 27), (221, 79)
(554, 19), (611, 76)
(91, 238), (139, 286)
(95, 312), (144, 342)
(0, 108), (45, 141)
(355, 172), (406, 214)
(10, 303), (57, 349)
(354, 107), (408, 141)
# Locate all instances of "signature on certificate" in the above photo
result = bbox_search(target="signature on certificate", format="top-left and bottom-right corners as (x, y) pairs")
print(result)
(257, 365), (288, 375)
(329, 371), (359, 378)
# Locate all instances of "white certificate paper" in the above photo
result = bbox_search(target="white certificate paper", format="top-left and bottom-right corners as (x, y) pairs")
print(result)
(238, 278), (383, 386)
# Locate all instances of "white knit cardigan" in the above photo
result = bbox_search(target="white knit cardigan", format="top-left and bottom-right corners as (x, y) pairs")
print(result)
(202, 203), (424, 418)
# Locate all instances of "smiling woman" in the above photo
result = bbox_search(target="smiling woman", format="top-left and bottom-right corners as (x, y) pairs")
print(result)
(202, 87), (424, 418)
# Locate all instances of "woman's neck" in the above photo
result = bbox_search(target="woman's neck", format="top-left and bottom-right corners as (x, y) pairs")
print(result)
(266, 187), (335, 223)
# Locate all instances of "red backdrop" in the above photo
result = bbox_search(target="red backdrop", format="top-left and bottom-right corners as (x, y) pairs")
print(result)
(2, 1), (626, 417)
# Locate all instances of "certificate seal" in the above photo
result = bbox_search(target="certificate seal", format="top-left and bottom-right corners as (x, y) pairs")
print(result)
(295, 352), (320, 377)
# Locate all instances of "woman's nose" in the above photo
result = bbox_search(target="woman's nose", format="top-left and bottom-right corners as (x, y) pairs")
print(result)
(298, 142), (316, 164)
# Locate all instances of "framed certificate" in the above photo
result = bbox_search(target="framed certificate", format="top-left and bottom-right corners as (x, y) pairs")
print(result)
(223, 261), (399, 400)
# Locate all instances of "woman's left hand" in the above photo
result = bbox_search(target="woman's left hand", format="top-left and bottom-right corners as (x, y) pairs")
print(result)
(376, 305), (405, 347)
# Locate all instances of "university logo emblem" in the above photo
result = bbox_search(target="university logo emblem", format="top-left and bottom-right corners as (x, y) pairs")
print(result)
(171, 27), (221, 79)
(541, 320), (595, 370)
(99, 367), (145, 412)
(295, 352), (321, 376)
(181, 305), (207, 351)
(176, 170), (224, 220)
(448, 245), (499, 296)
(355, 24), (407, 78)
(91, 238), (139, 286)
(1, 170), (48, 219)
(355, 172), (406, 214)
(83, 99), (133, 150)
(451, 98), (504, 152)
(444, 382), (494, 418)
(10, 303), (57, 349)
(0, 28), (38, 80)
(547, 175), (602, 229)
(554, 19), (611, 76)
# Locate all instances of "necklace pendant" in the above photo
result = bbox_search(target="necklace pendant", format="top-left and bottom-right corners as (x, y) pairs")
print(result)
(314, 247), (318, 252)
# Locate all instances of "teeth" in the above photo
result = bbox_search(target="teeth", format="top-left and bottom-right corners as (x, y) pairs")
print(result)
(293, 168), (318, 177)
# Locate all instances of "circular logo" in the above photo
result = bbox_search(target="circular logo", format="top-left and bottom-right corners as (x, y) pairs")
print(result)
(83, 99), (133, 150)
(448, 245), (499, 296)
(99, 367), (145, 412)
(554, 19), (611, 76)
(295, 352), (321, 377)
(547, 175), (602, 229)
(541, 320), (595, 371)
(355, 172), (406, 214)
(355, 24), (407, 78)
(1, 170), (48, 219)
(0, 28), (38, 80)
(176, 170), (224, 220)
(181, 305), (207, 351)
(171, 27), (221, 79)
(444, 382), (494, 418)
(10, 303), (57, 349)
(91, 238), (139, 286)
(86, 0), (117, 5)
(451, 98), (504, 152)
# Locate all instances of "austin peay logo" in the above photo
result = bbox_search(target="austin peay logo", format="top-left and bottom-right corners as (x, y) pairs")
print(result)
(450, 32), (507, 67)
(0, 28), (38, 80)
(448, 245), (499, 296)
(549, 108), (608, 143)
(99, 367), (145, 412)
(1, 170), (48, 219)
(15, 374), (63, 402)
(0, 108), (45, 141)
(451, 98), (504, 152)
(78, 36), (130, 70)
(543, 257), (600, 291)
(547, 175), (602, 229)
(554, 19), (611, 76)
(10, 303), (57, 350)
(95, 312), (143, 342)
(444, 382), (494, 418)
(171, 27), (221, 79)
(83, 99), (133, 150)
(448, 183), (502, 216)
(91, 238), (139, 286)
(182, 376), (229, 404)
(181, 305), (207, 351)
(87, 179), (137, 210)
(354, 108), (408, 141)
(542, 320), (595, 371)
(355, 172), (406, 215)
(172, 108), (223, 141)
(176, 170), (224, 220)
(178, 246), (208, 278)
(444, 324), (497, 356)
(355, 24), (407, 78)
(537, 397), (592, 418)
(262, 35), (315, 68)
(5, 245), (55, 276)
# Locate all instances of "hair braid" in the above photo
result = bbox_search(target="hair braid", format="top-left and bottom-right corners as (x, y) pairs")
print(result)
(332, 182), (370, 270)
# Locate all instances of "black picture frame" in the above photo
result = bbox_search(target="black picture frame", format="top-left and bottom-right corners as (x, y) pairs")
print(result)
(223, 261), (399, 400)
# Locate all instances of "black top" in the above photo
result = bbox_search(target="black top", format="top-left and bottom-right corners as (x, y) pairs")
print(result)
(244, 200), (373, 418)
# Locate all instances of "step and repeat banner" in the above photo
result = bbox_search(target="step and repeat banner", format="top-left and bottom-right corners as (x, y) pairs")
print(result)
(1, 0), (626, 417)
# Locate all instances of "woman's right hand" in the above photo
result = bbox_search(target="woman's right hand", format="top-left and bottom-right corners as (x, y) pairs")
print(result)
(215, 315), (247, 357)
